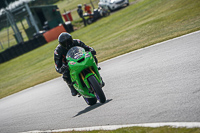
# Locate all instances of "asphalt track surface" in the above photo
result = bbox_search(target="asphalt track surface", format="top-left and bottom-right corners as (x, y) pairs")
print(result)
(0, 31), (200, 133)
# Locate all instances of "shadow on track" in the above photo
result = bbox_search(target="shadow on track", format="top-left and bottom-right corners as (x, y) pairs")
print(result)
(73, 99), (113, 118)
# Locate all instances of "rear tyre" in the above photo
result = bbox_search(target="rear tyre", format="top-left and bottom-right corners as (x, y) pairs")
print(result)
(127, 0), (130, 6)
(83, 97), (97, 106)
(88, 76), (106, 103)
(87, 18), (92, 24)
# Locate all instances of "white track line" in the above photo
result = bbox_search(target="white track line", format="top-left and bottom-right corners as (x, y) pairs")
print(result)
(22, 122), (200, 133)
(101, 30), (200, 64)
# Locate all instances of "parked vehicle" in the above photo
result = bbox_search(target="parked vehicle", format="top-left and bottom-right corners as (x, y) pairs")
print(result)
(66, 46), (106, 105)
(98, 0), (129, 11)
(83, 7), (110, 24)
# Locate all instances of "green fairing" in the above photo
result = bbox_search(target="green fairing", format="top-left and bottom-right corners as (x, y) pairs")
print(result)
(66, 46), (102, 98)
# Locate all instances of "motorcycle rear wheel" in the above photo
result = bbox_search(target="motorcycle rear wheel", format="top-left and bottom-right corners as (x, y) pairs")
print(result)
(83, 97), (97, 106)
(88, 75), (106, 103)
(86, 18), (93, 24)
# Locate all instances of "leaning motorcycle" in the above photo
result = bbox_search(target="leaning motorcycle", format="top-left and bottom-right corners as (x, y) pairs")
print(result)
(66, 46), (106, 105)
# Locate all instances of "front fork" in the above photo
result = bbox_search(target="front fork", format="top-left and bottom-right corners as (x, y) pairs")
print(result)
(80, 67), (101, 92)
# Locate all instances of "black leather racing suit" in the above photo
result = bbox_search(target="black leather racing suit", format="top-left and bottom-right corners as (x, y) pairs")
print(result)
(54, 39), (96, 85)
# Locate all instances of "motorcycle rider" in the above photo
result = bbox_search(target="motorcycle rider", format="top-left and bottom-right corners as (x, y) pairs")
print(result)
(54, 32), (102, 96)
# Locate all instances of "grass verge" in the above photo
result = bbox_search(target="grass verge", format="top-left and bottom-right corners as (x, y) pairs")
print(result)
(56, 126), (200, 133)
(0, 0), (200, 99)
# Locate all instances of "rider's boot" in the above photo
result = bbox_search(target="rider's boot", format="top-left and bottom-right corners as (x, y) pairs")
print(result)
(63, 76), (78, 96)
(68, 84), (78, 96)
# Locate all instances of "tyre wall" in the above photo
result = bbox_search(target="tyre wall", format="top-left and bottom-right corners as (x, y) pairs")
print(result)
(0, 35), (47, 64)
(0, 23), (73, 64)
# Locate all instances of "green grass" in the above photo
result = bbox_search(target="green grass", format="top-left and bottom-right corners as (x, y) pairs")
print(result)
(55, 0), (99, 14)
(0, 0), (200, 99)
(72, 0), (200, 61)
(56, 126), (200, 133)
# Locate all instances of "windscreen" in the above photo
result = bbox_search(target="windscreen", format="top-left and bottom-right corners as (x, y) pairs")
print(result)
(66, 46), (85, 60)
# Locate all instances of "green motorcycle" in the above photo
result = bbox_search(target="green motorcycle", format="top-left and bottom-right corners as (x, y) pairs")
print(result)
(66, 46), (106, 105)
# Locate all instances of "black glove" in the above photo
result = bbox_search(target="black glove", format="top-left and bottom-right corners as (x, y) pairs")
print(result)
(91, 50), (96, 55)
(60, 64), (68, 74)
(90, 48), (96, 55)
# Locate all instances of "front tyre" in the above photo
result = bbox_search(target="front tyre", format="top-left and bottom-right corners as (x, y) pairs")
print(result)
(83, 97), (97, 106)
(88, 76), (106, 103)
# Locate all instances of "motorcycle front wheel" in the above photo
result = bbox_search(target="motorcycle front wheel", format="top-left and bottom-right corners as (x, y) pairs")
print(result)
(88, 75), (106, 103)
(83, 97), (97, 106)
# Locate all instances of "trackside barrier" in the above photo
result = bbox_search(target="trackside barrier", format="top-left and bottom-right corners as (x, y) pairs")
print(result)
(0, 23), (73, 64)
(63, 22), (74, 33)
(0, 53), (4, 63)
(43, 24), (66, 43)
(43, 22), (74, 43)
(0, 35), (47, 64)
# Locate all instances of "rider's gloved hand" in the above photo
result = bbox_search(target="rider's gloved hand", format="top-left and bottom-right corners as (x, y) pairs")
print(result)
(90, 47), (96, 55)
(60, 64), (68, 74)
